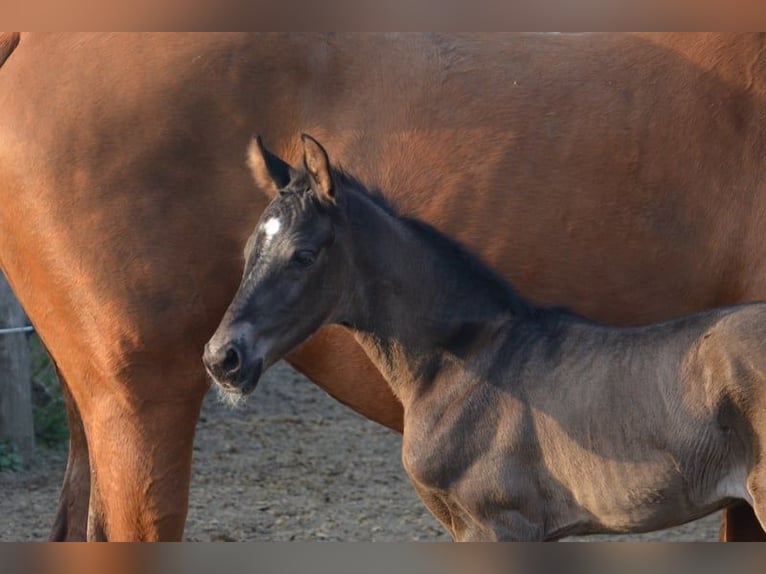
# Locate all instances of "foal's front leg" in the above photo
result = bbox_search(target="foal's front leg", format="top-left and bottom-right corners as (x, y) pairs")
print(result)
(410, 479), (543, 541)
(409, 481), (463, 539)
(455, 509), (544, 542)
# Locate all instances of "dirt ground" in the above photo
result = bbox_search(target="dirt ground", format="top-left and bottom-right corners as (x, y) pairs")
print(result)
(0, 361), (720, 542)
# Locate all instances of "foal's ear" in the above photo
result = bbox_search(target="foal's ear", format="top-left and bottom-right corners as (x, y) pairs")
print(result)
(301, 133), (335, 205)
(247, 135), (292, 199)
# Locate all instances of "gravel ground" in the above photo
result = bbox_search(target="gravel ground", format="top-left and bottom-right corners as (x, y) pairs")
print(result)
(0, 362), (719, 541)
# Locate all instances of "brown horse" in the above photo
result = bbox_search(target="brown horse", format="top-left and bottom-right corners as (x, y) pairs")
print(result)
(1, 33), (765, 540)
(207, 135), (766, 541)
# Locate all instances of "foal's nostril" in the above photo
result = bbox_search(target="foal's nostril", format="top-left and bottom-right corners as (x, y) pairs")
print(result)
(221, 344), (242, 375)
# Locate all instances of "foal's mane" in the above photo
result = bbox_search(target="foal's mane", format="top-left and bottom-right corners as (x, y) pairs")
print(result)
(282, 165), (575, 325)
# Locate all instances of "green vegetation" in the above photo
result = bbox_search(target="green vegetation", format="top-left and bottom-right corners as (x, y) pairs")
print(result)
(0, 335), (67, 473)
(29, 334), (68, 449)
(0, 439), (21, 471)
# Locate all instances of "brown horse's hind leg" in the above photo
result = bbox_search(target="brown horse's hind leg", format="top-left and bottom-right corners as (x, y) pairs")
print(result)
(732, 468), (766, 541)
(49, 374), (90, 541)
(719, 504), (766, 541)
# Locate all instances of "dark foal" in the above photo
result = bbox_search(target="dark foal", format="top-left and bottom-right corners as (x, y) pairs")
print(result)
(205, 135), (766, 541)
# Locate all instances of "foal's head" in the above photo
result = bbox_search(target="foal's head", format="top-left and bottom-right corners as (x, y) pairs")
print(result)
(204, 135), (352, 397)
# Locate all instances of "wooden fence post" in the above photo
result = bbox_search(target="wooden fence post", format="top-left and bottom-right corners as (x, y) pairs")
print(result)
(0, 272), (35, 464)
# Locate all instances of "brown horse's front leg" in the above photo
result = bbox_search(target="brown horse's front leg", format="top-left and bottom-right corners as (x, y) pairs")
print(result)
(49, 376), (90, 541)
(78, 378), (205, 541)
(719, 503), (766, 541)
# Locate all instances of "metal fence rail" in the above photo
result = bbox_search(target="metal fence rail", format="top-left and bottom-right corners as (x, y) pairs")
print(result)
(0, 326), (35, 335)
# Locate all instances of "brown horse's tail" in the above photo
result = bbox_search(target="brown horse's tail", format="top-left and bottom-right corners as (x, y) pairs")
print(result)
(0, 33), (20, 68)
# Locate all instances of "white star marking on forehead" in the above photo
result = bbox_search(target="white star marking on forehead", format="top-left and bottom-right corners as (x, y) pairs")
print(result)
(263, 217), (281, 239)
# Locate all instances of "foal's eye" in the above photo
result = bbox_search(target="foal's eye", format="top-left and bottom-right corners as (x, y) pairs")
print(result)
(291, 250), (316, 268)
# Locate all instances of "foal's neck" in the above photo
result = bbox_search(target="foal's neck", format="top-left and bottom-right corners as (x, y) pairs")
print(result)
(338, 190), (528, 402)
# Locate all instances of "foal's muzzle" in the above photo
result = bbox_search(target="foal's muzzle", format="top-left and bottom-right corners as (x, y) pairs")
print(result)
(203, 340), (263, 395)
